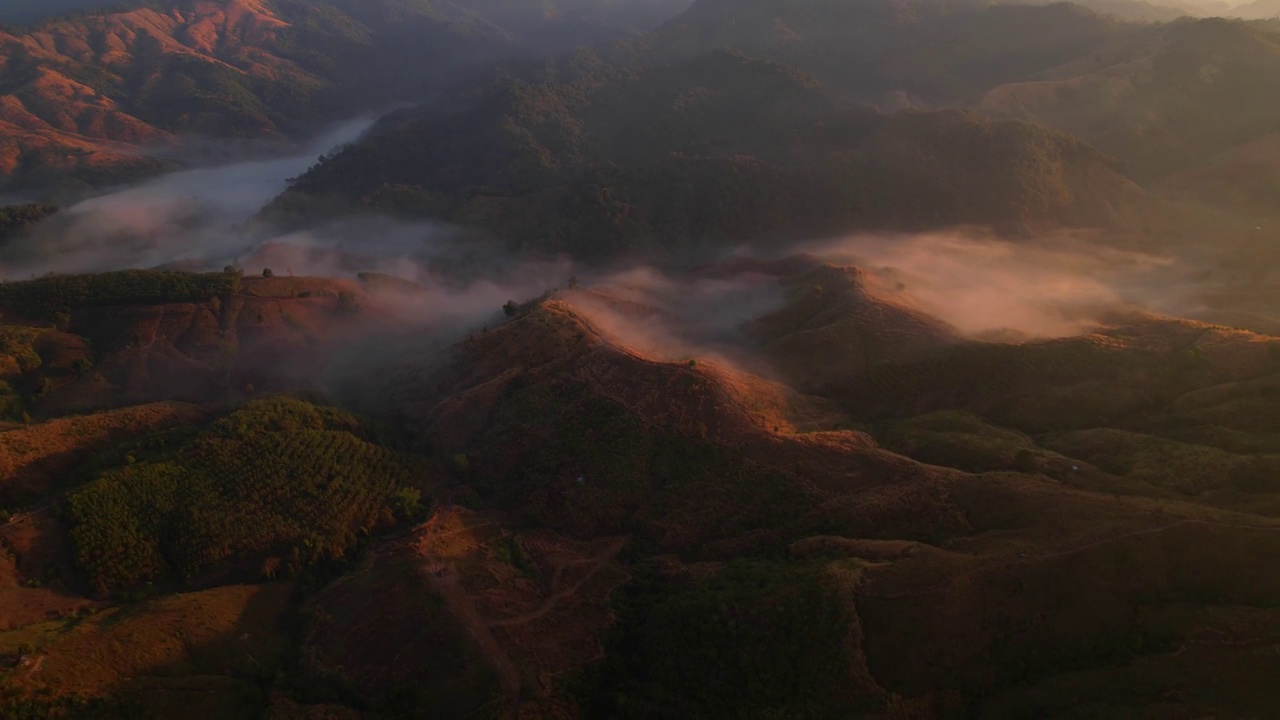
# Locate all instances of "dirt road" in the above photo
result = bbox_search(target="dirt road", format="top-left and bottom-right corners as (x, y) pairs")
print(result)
(491, 536), (626, 628)
(423, 564), (524, 707)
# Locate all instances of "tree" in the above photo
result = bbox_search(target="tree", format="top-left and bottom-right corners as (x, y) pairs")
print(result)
(337, 291), (359, 313)
(503, 300), (519, 317)
(568, 276), (580, 289)
(390, 487), (422, 520)
(262, 268), (274, 278)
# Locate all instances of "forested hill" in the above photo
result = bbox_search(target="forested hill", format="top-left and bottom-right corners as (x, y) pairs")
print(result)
(0, 0), (690, 195)
(267, 0), (1167, 261)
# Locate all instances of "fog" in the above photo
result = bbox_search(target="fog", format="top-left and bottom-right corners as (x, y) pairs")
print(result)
(556, 266), (787, 369)
(0, 117), (382, 278)
(0, 114), (1225, 365)
(539, 230), (1201, 387)
(794, 229), (1187, 339)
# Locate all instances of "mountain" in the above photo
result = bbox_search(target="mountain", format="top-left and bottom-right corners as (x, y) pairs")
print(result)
(326, 269), (1280, 716)
(1154, 129), (1280, 216)
(270, 45), (1165, 260)
(1232, 0), (1280, 19)
(0, 0), (691, 196)
(976, 17), (1280, 185)
(0, 268), (429, 424)
(4, 0), (1280, 715)
(592, 0), (1134, 103)
(740, 259), (963, 391)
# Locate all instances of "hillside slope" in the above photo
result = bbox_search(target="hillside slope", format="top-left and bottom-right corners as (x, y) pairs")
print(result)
(355, 275), (1280, 716)
(0, 264), (1272, 715)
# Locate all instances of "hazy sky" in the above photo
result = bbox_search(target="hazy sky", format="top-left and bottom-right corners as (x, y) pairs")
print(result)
(0, 0), (137, 25)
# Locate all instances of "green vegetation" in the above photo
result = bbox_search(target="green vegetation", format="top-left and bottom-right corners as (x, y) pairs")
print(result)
(879, 411), (1060, 473)
(390, 486), (423, 520)
(838, 331), (1216, 432)
(0, 326), (45, 374)
(0, 270), (239, 321)
(276, 46), (1147, 259)
(1044, 428), (1280, 495)
(64, 397), (432, 594)
(580, 560), (874, 717)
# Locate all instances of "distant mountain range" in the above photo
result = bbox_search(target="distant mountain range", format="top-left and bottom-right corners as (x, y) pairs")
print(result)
(0, 0), (689, 196)
(269, 0), (1229, 258)
(254, 0), (1280, 258)
(0, 0), (1275, 245)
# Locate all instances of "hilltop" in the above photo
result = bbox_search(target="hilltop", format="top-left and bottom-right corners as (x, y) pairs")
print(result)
(361, 269), (1280, 716)
(0, 268), (439, 420)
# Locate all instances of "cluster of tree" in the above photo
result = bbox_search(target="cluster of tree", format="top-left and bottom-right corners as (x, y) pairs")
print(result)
(0, 269), (239, 321)
(579, 560), (873, 717)
(63, 397), (431, 595)
(0, 204), (59, 245)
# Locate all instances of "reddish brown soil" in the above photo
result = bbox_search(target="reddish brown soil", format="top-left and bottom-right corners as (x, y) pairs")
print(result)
(0, 401), (211, 502)
(0, 509), (92, 629)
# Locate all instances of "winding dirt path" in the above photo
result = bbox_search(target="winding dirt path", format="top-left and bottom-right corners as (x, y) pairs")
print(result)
(410, 504), (629, 714)
(490, 536), (626, 628)
(423, 564), (523, 707)
(0, 503), (54, 529)
(412, 505), (524, 710)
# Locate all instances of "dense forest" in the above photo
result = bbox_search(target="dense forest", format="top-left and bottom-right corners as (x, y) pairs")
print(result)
(65, 397), (431, 595)
(271, 56), (1155, 259)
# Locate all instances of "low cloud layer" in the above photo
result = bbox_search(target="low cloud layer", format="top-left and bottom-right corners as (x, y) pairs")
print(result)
(556, 266), (787, 375)
(0, 117), (380, 278)
(797, 229), (1185, 339)
(0, 124), (1221, 357)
